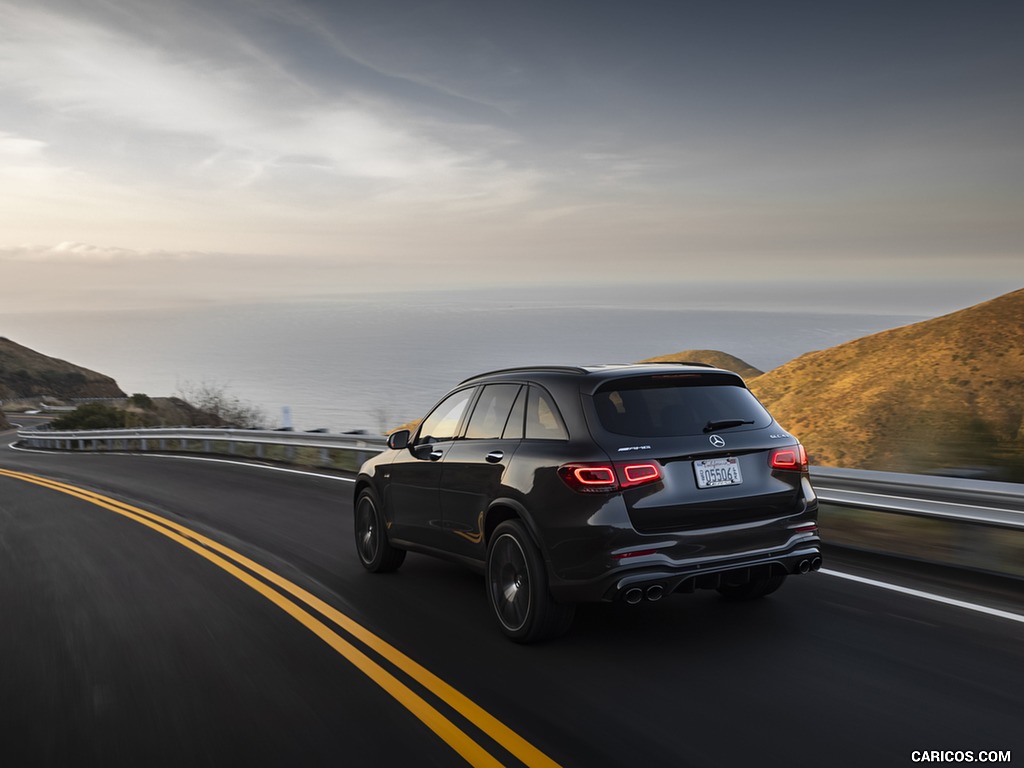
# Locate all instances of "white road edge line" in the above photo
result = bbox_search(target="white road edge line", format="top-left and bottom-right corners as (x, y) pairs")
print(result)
(138, 452), (358, 482)
(6, 442), (357, 483)
(822, 568), (1024, 624)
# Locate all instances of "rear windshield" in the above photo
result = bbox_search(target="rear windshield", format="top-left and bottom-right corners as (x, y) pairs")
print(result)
(592, 374), (771, 437)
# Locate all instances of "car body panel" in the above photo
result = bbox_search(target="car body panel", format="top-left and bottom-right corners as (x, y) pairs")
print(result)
(355, 364), (820, 605)
(439, 437), (521, 559)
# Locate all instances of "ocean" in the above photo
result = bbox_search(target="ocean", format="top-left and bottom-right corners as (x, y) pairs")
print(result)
(1, 285), (928, 433)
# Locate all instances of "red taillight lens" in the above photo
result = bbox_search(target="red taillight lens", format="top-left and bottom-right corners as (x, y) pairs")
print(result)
(770, 444), (808, 472)
(558, 462), (663, 493)
(575, 466), (616, 485)
(558, 464), (618, 492)
(621, 463), (661, 488)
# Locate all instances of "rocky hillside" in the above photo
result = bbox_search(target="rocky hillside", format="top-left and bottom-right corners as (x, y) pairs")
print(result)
(0, 337), (127, 401)
(748, 288), (1024, 477)
(640, 349), (764, 380)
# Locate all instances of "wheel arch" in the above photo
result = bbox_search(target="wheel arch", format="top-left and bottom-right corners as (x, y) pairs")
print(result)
(353, 476), (373, 505)
(484, 498), (542, 550)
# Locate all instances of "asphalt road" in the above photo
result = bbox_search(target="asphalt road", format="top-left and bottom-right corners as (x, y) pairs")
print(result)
(1, 427), (1022, 767)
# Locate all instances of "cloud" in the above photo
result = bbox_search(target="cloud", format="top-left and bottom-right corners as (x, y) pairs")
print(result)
(0, 242), (206, 263)
(0, 2), (540, 205)
(0, 132), (47, 157)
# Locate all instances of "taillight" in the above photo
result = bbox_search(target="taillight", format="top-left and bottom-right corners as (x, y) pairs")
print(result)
(558, 462), (663, 493)
(620, 463), (660, 487)
(561, 465), (617, 490)
(770, 444), (808, 472)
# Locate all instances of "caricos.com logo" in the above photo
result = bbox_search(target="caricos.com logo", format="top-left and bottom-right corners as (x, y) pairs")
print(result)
(911, 751), (1012, 763)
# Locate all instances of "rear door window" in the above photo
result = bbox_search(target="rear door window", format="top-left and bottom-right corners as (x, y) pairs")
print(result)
(502, 385), (527, 440)
(593, 374), (770, 437)
(465, 384), (523, 439)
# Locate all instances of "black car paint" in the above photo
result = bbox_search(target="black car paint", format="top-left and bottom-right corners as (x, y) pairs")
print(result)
(355, 364), (820, 606)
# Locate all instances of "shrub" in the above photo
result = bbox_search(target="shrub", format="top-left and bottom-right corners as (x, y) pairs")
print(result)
(51, 403), (126, 430)
(129, 393), (154, 409)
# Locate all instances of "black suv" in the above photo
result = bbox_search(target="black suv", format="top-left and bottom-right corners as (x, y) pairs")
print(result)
(354, 364), (820, 642)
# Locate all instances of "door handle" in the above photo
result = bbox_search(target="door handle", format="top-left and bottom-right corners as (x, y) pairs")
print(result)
(485, 451), (504, 463)
(429, 449), (444, 461)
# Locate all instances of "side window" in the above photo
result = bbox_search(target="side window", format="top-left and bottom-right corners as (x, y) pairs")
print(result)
(417, 388), (474, 443)
(465, 384), (522, 440)
(502, 385), (526, 440)
(526, 386), (569, 440)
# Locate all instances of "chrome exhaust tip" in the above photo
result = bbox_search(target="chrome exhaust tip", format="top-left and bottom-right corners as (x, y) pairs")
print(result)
(798, 559), (811, 574)
(624, 588), (644, 605)
(811, 557), (822, 571)
(646, 585), (664, 602)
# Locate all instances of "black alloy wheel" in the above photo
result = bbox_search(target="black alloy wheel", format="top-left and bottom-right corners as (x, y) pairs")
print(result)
(486, 520), (574, 643)
(355, 488), (406, 572)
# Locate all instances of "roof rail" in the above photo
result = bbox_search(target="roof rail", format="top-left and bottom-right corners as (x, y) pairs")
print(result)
(653, 361), (717, 369)
(460, 365), (589, 384)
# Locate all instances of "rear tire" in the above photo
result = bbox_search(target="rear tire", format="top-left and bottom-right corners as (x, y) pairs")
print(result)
(717, 570), (786, 601)
(486, 520), (574, 643)
(354, 488), (406, 573)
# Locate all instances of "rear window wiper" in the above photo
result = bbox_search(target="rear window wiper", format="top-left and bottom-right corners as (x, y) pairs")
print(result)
(703, 419), (755, 433)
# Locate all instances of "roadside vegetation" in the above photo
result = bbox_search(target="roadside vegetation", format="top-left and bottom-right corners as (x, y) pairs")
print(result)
(46, 384), (267, 431)
(174, 380), (267, 429)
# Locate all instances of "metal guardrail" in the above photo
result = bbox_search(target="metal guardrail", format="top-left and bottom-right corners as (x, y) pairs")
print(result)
(16, 426), (387, 473)
(14, 426), (1024, 578)
(812, 466), (1024, 529)
(811, 467), (1023, 579)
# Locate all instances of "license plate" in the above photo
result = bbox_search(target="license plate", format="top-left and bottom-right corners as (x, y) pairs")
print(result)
(694, 457), (743, 488)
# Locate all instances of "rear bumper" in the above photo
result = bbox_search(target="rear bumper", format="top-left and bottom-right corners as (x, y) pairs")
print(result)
(547, 536), (822, 603)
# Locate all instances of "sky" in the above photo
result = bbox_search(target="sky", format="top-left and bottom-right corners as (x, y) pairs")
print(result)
(1, 0), (1022, 314)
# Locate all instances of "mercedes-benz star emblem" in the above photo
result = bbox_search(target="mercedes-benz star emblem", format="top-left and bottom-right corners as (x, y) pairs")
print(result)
(709, 435), (726, 448)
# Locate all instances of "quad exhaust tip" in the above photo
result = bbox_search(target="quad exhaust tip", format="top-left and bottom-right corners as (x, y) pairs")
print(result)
(624, 585), (665, 604)
(796, 557), (823, 574)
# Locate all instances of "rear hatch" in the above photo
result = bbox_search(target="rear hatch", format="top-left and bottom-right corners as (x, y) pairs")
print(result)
(582, 371), (807, 533)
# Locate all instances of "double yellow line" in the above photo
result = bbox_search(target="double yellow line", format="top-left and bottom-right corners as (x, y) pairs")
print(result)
(0, 468), (560, 768)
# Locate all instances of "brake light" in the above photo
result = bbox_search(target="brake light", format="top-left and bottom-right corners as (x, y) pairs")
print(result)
(621, 463), (661, 487)
(558, 462), (663, 493)
(770, 444), (808, 472)
(566, 466), (616, 487)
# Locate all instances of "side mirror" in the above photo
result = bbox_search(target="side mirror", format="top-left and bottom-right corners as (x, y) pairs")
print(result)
(387, 429), (411, 450)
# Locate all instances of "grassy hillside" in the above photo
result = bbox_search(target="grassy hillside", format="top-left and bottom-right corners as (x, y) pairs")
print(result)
(0, 337), (126, 401)
(749, 288), (1024, 477)
(639, 349), (764, 380)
